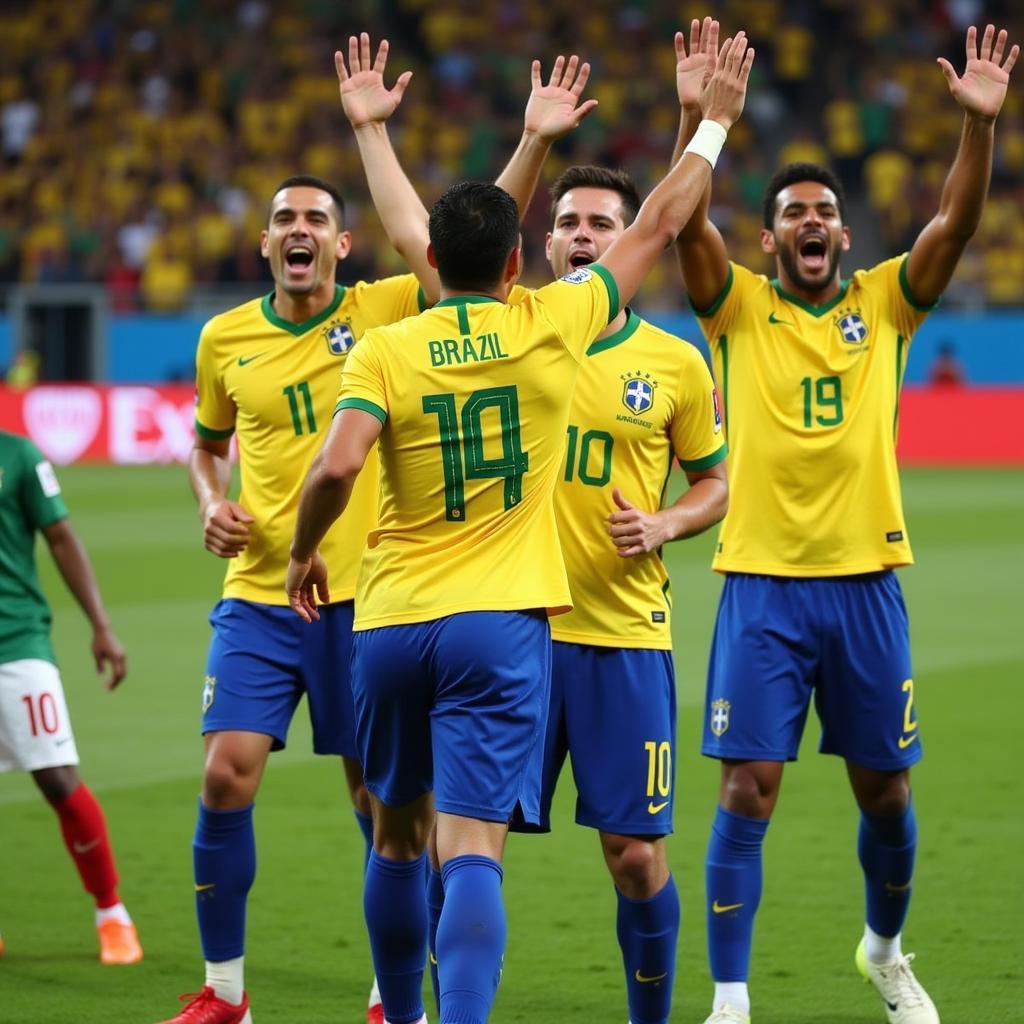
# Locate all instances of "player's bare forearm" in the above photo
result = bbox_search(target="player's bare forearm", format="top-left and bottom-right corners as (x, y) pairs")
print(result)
(494, 130), (550, 219)
(909, 22), (1020, 304)
(661, 471), (729, 541)
(291, 455), (355, 563)
(43, 520), (112, 632)
(189, 444), (232, 513)
(906, 113), (994, 304)
(351, 122), (438, 302)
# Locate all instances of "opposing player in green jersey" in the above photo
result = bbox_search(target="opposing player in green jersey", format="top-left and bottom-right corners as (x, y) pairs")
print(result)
(286, 33), (754, 1024)
(157, 40), (440, 1024)
(0, 430), (140, 965)
(673, 20), (1019, 1024)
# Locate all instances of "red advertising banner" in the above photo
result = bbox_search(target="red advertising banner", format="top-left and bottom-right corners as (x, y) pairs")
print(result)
(0, 384), (1021, 466)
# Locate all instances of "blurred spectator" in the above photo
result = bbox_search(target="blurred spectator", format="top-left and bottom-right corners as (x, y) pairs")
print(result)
(5, 350), (39, 390)
(927, 341), (967, 387)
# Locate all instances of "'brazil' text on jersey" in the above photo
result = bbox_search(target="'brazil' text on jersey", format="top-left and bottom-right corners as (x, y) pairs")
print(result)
(337, 266), (618, 629)
(549, 310), (725, 648)
(693, 254), (934, 576)
(194, 277), (424, 604)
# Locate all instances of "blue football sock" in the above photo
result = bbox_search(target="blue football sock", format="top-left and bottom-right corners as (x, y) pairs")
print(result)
(427, 865), (445, 1013)
(193, 800), (256, 962)
(705, 806), (769, 982)
(436, 855), (506, 1024)
(364, 850), (428, 1024)
(858, 798), (916, 939)
(354, 810), (374, 873)
(616, 875), (680, 1024)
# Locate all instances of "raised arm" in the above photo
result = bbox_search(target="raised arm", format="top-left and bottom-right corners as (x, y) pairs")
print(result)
(906, 23), (1019, 306)
(598, 32), (754, 309)
(337, 33), (438, 303)
(672, 17), (730, 311)
(495, 55), (599, 216)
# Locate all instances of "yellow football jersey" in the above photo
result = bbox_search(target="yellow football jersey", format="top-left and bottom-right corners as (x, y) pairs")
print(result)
(694, 254), (935, 576)
(195, 276), (424, 604)
(336, 264), (618, 629)
(549, 311), (726, 649)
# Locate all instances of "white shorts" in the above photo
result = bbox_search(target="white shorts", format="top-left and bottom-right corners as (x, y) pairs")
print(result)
(0, 659), (80, 772)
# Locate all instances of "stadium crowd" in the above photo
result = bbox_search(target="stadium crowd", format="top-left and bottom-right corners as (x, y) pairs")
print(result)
(0, 0), (1021, 311)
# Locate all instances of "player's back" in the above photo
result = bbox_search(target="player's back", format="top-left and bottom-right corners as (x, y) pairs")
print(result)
(338, 266), (618, 629)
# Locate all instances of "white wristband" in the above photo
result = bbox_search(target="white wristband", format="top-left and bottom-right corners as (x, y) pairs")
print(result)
(682, 119), (728, 169)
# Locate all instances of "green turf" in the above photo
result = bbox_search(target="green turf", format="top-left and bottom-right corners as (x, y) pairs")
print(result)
(1, 466), (1021, 1022)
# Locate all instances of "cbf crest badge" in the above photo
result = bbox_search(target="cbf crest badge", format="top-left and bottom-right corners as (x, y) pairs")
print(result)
(836, 311), (868, 344)
(324, 321), (355, 356)
(710, 698), (731, 737)
(201, 675), (217, 713)
(621, 371), (657, 415)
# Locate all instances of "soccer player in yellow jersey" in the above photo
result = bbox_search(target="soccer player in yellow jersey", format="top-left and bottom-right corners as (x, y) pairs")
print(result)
(502, 159), (729, 1024)
(157, 42), (441, 1024)
(673, 20), (1019, 1024)
(286, 35), (755, 1024)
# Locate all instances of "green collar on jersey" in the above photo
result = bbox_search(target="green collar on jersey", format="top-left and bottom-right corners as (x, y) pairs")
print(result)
(586, 308), (641, 356)
(770, 278), (850, 317)
(260, 284), (346, 336)
(434, 294), (503, 307)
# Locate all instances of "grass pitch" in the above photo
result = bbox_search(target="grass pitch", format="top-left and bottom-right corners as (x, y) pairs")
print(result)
(1, 465), (1021, 1023)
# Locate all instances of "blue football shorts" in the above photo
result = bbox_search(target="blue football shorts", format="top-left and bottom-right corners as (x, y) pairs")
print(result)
(351, 610), (551, 824)
(202, 598), (357, 757)
(512, 642), (676, 836)
(702, 571), (923, 770)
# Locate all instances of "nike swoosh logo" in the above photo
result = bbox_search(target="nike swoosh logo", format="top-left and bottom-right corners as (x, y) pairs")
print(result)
(897, 733), (919, 749)
(55, 736), (73, 746)
(647, 800), (669, 814)
(634, 970), (668, 983)
(885, 880), (912, 893)
(768, 312), (794, 326)
(712, 900), (744, 914)
(238, 353), (265, 366)
(887, 1001), (899, 1012)
(73, 838), (100, 854)
(194, 883), (216, 892)
(429, 951), (438, 966)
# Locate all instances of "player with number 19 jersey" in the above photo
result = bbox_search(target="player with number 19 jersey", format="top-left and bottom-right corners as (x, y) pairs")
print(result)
(699, 254), (933, 577)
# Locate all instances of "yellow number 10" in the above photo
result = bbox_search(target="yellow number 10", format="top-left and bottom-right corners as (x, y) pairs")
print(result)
(644, 741), (671, 798)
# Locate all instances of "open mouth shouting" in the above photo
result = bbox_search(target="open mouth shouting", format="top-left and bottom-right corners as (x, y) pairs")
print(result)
(568, 248), (595, 269)
(797, 232), (829, 275)
(283, 243), (316, 283)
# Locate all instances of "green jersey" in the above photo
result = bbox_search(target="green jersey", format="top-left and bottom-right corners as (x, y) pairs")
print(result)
(0, 431), (68, 664)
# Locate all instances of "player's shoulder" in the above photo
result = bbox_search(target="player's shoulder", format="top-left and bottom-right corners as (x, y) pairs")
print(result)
(633, 316), (705, 363)
(0, 429), (37, 461)
(691, 260), (770, 318)
(200, 294), (265, 345)
(851, 253), (905, 288)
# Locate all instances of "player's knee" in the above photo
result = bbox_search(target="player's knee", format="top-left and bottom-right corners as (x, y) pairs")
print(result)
(202, 755), (257, 808)
(32, 765), (80, 804)
(720, 764), (778, 818)
(855, 773), (911, 818)
(603, 835), (667, 899)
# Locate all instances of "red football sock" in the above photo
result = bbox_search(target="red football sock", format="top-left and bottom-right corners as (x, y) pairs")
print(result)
(51, 782), (120, 909)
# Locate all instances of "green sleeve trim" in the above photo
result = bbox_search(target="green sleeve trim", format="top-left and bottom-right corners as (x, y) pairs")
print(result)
(898, 253), (941, 312)
(416, 285), (427, 311)
(335, 397), (387, 425)
(689, 263), (734, 318)
(677, 442), (728, 472)
(194, 419), (235, 440)
(590, 263), (620, 322)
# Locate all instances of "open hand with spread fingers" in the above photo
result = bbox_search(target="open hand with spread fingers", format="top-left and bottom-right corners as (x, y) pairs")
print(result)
(698, 30), (755, 131)
(938, 23), (1019, 122)
(523, 54), (600, 143)
(676, 16), (719, 113)
(336, 32), (412, 129)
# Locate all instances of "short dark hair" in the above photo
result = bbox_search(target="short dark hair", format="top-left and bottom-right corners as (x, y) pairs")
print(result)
(549, 165), (641, 225)
(428, 181), (520, 292)
(762, 163), (846, 228)
(270, 175), (346, 229)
